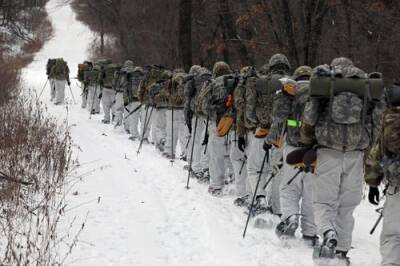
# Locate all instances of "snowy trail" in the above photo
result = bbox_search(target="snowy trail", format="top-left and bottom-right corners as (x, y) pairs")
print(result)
(21, 1), (382, 265)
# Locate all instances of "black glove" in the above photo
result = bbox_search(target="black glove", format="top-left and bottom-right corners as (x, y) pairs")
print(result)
(368, 187), (380, 205)
(202, 131), (209, 146)
(98, 93), (102, 99)
(124, 102), (129, 107)
(67, 81), (71, 86)
(238, 137), (246, 152)
(263, 141), (272, 152)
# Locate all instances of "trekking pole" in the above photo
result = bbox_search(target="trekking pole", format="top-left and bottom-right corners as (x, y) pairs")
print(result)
(287, 169), (303, 185)
(137, 106), (154, 155)
(370, 208), (384, 235)
(186, 116), (198, 189)
(170, 106), (175, 165)
(203, 116), (209, 155)
(37, 79), (49, 99)
(68, 84), (77, 104)
(243, 150), (269, 238)
(89, 84), (98, 120)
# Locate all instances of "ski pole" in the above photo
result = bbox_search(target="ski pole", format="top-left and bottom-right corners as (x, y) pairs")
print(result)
(243, 149), (269, 238)
(287, 169), (303, 185)
(37, 79), (49, 99)
(203, 116), (209, 155)
(68, 84), (77, 104)
(370, 208), (384, 235)
(124, 103), (143, 120)
(170, 106), (175, 164)
(137, 106), (154, 155)
(186, 116), (198, 189)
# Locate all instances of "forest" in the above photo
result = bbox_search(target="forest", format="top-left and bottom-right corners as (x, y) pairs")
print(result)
(72, 0), (400, 82)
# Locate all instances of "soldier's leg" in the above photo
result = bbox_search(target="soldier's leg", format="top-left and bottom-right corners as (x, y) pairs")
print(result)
(335, 151), (364, 252)
(313, 148), (342, 238)
(54, 79), (66, 104)
(208, 122), (226, 191)
(139, 106), (150, 140)
(165, 109), (175, 155)
(270, 147), (283, 215)
(81, 84), (87, 109)
(246, 134), (267, 197)
(114, 92), (124, 126)
(101, 88), (115, 123)
(50, 79), (56, 101)
(128, 102), (141, 139)
(230, 135), (248, 198)
(191, 117), (205, 173)
(380, 189), (400, 266)
(176, 110), (188, 158)
(94, 87), (101, 113)
(300, 173), (317, 238)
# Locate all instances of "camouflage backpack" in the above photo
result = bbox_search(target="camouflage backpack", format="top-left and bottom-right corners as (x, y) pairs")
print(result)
(129, 67), (145, 101)
(46, 59), (56, 76)
(198, 74), (238, 121)
(51, 59), (69, 80)
(84, 69), (98, 86)
(170, 72), (187, 108)
(102, 63), (120, 88)
(78, 62), (91, 82)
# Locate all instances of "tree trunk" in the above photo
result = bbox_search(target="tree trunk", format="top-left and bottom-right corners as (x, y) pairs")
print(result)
(178, 0), (192, 72)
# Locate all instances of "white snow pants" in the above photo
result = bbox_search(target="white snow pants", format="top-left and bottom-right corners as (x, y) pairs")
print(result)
(124, 102), (141, 138)
(381, 187), (400, 266)
(54, 79), (66, 104)
(230, 134), (249, 198)
(49, 79), (56, 101)
(209, 121), (226, 189)
(138, 105), (151, 140)
(81, 83), (87, 108)
(101, 88), (116, 123)
(165, 109), (188, 157)
(151, 108), (166, 145)
(247, 133), (268, 197)
(114, 92), (124, 126)
(87, 85), (101, 113)
(188, 117), (209, 173)
(279, 145), (316, 237)
(313, 148), (364, 251)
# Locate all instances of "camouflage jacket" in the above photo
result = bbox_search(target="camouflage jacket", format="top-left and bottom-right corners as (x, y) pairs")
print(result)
(112, 67), (133, 93)
(168, 72), (187, 109)
(124, 69), (144, 104)
(152, 79), (171, 108)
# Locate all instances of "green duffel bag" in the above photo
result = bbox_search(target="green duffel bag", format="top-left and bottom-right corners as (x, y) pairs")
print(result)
(310, 72), (383, 100)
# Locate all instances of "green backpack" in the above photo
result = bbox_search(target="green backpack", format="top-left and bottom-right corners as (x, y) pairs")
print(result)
(102, 64), (120, 88)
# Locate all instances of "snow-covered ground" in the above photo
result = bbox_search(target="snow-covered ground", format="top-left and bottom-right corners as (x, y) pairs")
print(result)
(21, 1), (383, 265)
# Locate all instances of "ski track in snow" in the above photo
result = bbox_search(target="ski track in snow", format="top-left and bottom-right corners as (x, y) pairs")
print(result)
(21, 1), (383, 265)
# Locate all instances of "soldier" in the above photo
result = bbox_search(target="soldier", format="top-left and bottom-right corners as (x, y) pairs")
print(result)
(184, 66), (212, 182)
(301, 58), (377, 264)
(50, 58), (70, 105)
(269, 66), (317, 245)
(365, 82), (400, 266)
(46, 58), (57, 101)
(245, 54), (290, 215)
(86, 62), (102, 115)
(77, 61), (92, 109)
(162, 69), (189, 160)
(99, 61), (119, 124)
(113, 60), (134, 128)
(123, 66), (145, 141)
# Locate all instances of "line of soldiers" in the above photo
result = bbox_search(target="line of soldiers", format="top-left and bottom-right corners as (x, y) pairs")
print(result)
(74, 55), (400, 266)
(46, 58), (71, 104)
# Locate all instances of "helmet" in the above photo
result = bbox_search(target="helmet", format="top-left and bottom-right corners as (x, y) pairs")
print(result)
(240, 66), (257, 77)
(293, 66), (312, 80)
(161, 70), (172, 80)
(189, 65), (202, 76)
(133, 66), (144, 73)
(268, 54), (291, 69)
(212, 61), (232, 78)
(343, 66), (366, 78)
(124, 60), (134, 68)
(330, 57), (353, 68)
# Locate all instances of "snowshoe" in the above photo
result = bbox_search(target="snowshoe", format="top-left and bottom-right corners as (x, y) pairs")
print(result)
(275, 215), (299, 239)
(90, 109), (96, 115)
(224, 174), (234, 185)
(101, 119), (110, 124)
(334, 251), (350, 266)
(208, 187), (223, 197)
(180, 154), (187, 161)
(197, 169), (210, 184)
(156, 143), (165, 152)
(248, 196), (273, 217)
(233, 195), (249, 207)
(128, 136), (138, 141)
(313, 230), (338, 263)
(141, 138), (150, 144)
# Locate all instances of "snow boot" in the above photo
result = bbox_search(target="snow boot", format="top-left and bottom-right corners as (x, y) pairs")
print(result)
(197, 169), (210, 184)
(313, 230), (338, 261)
(249, 196), (273, 216)
(303, 235), (319, 248)
(234, 195), (249, 207)
(128, 136), (137, 141)
(101, 119), (110, 124)
(335, 250), (350, 266)
(275, 215), (299, 239)
(208, 187), (223, 197)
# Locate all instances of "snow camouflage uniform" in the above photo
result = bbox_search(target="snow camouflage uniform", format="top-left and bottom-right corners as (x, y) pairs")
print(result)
(184, 66), (212, 179)
(301, 58), (376, 262)
(123, 66), (145, 140)
(78, 61), (92, 108)
(86, 63), (102, 114)
(270, 66), (317, 241)
(46, 58), (57, 101)
(245, 54), (289, 214)
(163, 69), (190, 159)
(50, 58), (70, 105)
(149, 69), (171, 148)
(366, 83), (400, 266)
(99, 61), (118, 124)
(200, 61), (234, 195)
(113, 60), (134, 127)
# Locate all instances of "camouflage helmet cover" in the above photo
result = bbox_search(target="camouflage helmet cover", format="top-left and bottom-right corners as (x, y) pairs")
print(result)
(123, 60), (134, 68)
(212, 61), (232, 77)
(268, 53), (291, 69)
(331, 57), (354, 68)
(189, 65), (202, 76)
(293, 66), (312, 80)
